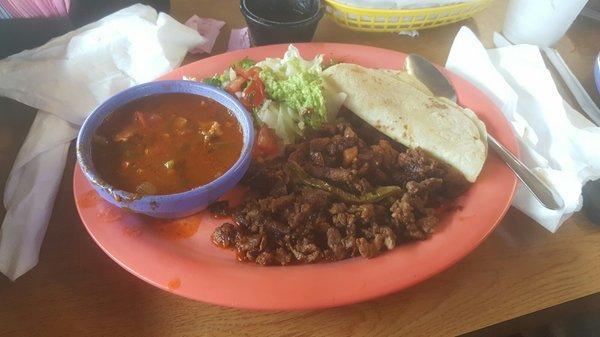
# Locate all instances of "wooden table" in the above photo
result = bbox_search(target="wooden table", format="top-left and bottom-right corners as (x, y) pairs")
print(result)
(1, 1), (599, 336)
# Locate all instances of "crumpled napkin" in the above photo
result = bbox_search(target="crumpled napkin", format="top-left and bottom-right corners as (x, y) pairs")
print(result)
(0, 4), (204, 280)
(445, 27), (600, 232)
(228, 27), (251, 51)
(398, 30), (419, 38)
(185, 15), (225, 54)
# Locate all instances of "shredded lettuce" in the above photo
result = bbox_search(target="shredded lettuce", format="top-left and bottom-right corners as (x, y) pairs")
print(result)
(197, 45), (346, 144)
(255, 45), (345, 144)
(202, 76), (222, 87)
(236, 58), (256, 69)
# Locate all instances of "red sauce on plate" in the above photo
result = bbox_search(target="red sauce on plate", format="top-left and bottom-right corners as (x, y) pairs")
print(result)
(91, 93), (243, 195)
(78, 190), (100, 208)
(167, 278), (181, 290)
(96, 202), (123, 222)
(149, 216), (201, 240)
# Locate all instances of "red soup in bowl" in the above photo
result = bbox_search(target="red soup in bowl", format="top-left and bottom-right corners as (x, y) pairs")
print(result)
(91, 93), (244, 196)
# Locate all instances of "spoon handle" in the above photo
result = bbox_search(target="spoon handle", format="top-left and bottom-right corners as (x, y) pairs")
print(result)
(487, 134), (564, 210)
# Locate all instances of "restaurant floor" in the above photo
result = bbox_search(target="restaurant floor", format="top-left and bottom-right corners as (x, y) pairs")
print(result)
(504, 308), (600, 337)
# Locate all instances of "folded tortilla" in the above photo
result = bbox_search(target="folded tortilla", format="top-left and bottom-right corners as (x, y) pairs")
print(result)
(323, 63), (487, 182)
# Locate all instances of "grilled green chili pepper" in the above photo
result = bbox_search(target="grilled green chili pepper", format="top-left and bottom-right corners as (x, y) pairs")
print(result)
(288, 162), (402, 203)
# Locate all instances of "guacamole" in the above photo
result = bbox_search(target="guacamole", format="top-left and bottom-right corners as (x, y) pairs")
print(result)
(260, 68), (326, 130)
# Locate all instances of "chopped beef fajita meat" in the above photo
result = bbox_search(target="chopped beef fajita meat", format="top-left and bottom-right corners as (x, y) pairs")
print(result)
(210, 119), (468, 265)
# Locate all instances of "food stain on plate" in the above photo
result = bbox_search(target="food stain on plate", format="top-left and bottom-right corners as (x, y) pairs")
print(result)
(149, 215), (201, 240)
(96, 201), (123, 222)
(122, 225), (143, 237)
(78, 190), (100, 208)
(167, 278), (181, 290)
(219, 186), (247, 208)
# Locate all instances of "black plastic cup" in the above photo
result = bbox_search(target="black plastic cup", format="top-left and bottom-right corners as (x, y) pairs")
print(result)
(240, 0), (324, 46)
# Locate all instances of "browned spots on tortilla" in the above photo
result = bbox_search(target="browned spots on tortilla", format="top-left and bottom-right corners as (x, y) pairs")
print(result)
(167, 278), (181, 290)
(349, 67), (362, 74)
(378, 125), (390, 132)
(428, 99), (448, 109)
(78, 190), (100, 208)
(149, 215), (201, 240)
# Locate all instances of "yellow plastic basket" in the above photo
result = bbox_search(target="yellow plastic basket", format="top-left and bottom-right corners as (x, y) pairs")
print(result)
(324, 0), (494, 32)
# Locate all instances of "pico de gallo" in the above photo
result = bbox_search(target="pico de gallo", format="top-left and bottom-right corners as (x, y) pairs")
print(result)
(185, 45), (346, 153)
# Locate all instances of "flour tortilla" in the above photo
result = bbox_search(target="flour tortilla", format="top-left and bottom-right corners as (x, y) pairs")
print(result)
(323, 63), (487, 182)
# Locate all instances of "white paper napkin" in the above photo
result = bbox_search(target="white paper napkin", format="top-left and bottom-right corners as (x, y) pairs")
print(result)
(0, 4), (205, 280)
(445, 27), (600, 232)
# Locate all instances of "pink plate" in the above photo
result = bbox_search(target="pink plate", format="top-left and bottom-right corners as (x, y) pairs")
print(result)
(74, 43), (517, 310)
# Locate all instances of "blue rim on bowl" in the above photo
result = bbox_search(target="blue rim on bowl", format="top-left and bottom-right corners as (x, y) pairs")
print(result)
(76, 80), (255, 218)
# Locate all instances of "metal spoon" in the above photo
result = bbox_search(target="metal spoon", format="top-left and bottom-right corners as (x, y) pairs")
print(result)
(405, 54), (564, 210)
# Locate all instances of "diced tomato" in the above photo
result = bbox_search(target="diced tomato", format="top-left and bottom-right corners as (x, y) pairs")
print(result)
(248, 66), (262, 78)
(234, 66), (261, 80)
(147, 113), (163, 126)
(233, 66), (249, 79)
(228, 65), (266, 108)
(253, 125), (282, 157)
(225, 77), (246, 94)
(241, 79), (265, 109)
